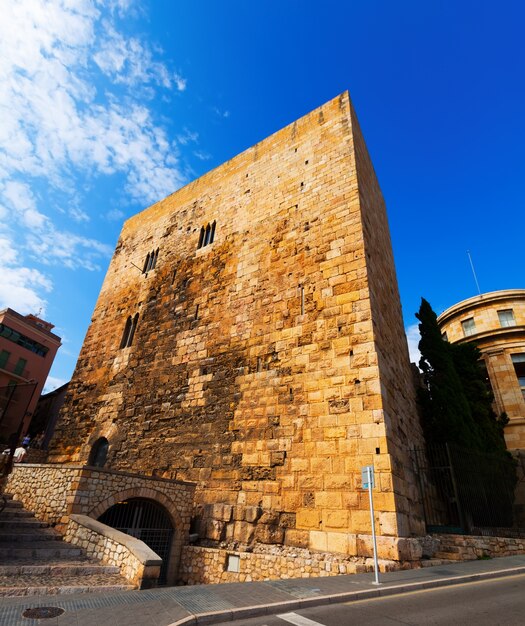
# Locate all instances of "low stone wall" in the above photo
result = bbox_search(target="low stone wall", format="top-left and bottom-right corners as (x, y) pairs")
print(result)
(7, 463), (81, 526)
(6, 463), (195, 584)
(179, 543), (415, 585)
(6, 463), (194, 530)
(65, 514), (162, 588)
(435, 533), (525, 560)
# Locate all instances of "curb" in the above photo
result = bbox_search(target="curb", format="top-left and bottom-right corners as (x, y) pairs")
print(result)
(169, 566), (525, 625)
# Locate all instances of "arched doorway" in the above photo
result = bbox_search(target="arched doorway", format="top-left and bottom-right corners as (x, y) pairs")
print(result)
(98, 498), (174, 585)
(88, 437), (109, 468)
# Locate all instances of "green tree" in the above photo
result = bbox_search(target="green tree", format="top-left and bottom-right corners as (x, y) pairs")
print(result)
(450, 341), (508, 454)
(416, 298), (480, 448)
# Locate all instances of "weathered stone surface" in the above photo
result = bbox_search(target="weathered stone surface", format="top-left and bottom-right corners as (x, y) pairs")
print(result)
(47, 91), (425, 562)
(6, 464), (194, 585)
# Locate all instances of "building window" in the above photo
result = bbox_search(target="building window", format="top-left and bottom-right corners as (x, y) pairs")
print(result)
(142, 248), (159, 273)
(13, 358), (27, 376)
(197, 221), (216, 249)
(441, 331), (448, 342)
(120, 313), (139, 349)
(0, 323), (48, 357)
(461, 317), (476, 337)
(498, 309), (516, 328)
(511, 354), (525, 400)
(0, 350), (10, 369)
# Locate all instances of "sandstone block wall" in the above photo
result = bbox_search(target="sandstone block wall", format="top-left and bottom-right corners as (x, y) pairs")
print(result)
(179, 544), (412, 585)
(434, 533), (525, 560)
(48, 91), (424, 558)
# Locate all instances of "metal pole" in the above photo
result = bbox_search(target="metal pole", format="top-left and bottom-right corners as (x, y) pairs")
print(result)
(368, 465), (380, 585)
(467, 250), (481, 296)
(446, 443), (468, 533)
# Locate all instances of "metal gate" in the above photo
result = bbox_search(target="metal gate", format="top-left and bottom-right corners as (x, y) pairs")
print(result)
(412, 444), (523, 537)
(98, 498), (174, 585)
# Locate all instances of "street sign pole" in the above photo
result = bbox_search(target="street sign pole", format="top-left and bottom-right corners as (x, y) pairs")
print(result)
(365, 465), (380, 585)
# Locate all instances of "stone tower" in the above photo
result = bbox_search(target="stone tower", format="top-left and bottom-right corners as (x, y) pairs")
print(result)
(50, 92), (424, 562)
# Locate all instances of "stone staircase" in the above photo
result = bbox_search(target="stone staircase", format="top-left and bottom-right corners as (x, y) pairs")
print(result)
(0, 494), (135, 596)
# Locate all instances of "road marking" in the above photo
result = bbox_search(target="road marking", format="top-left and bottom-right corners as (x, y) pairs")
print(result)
(277, 612), (326, 626)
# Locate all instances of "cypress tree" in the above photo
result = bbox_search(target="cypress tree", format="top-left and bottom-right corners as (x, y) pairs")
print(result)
(416, 298), (482, 449)
(450, 341), (508, 455)
(416, 297), (510, 453)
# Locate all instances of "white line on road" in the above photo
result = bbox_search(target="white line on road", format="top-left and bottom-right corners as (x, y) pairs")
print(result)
(277, 612), (327, 626)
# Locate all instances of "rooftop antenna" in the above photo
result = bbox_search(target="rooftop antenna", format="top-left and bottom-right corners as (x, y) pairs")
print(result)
(467, 250), (481, 296)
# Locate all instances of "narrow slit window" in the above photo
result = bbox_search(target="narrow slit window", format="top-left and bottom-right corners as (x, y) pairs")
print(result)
(120, 317), (132, 348)
(204, 223), (211, 246)
(143, 249), (159, 273)
(198, 227), (205, 249)
(151, 248), (159, 270)
(120, 313), (139, 349)
(197, 222), (217, 249)
(128, 313), (139, 347)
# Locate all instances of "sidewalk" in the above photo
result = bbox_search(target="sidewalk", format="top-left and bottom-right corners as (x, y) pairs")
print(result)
(0, 555), (524, 626)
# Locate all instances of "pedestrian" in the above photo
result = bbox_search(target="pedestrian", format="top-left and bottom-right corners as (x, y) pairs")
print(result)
(13, 444), (28, 463)
(32, 432), (45, 449)
(22, 435), (31, 446)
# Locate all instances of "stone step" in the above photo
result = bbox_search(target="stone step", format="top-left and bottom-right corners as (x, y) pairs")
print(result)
(0, 541), (83, 560)
(0, 572), (135, 596)
(0, 507), (36, 519)
(0, 528), (61, 543)
(0, 518), (48, 529)
(1, 498), (23, 508)
(0, 561), (121, 576)
(0, 493), (137, 596)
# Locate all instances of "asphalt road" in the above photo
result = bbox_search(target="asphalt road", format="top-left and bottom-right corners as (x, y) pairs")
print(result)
(224, 573), (525, 626)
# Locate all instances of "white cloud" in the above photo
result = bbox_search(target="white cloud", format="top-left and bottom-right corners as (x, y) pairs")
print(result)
(27, 229), (113, 271)
(406, 323), (421, 366)
(106, 208), (125, 221)
(69, 207), (90, 223)
(0, 236), (51, 314)
(194, 150), (211, 161)
(43, 375), (68, 393)
(0, 0), (188, 311)
(212, 106), (230, 119)
(1, 181), (48, 229)
(177, 128), (199, 145)
(93, 22), (186, 92)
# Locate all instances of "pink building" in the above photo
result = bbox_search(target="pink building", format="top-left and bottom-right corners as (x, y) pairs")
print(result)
(0, 308), (61, 444)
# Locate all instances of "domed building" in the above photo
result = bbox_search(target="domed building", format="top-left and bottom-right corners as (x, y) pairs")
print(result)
(437, 289), (525, 449)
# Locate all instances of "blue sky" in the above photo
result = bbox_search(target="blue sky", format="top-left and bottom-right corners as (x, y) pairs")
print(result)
(1, 0), (523, 390)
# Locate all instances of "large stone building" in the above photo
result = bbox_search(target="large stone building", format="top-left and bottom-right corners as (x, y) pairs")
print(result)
(438, 289), (525, 449)
(49, 92), (426, 577)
